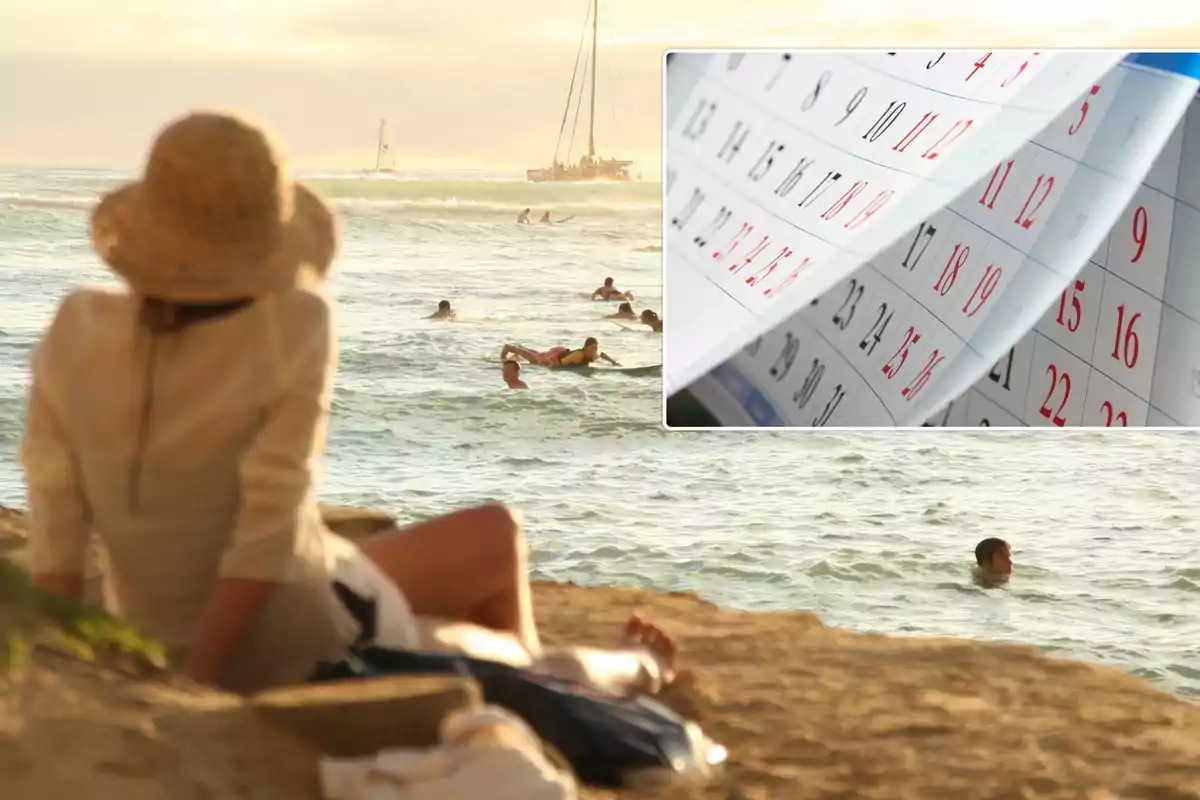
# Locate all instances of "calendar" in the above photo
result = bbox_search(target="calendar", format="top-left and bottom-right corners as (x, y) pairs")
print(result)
(664, 51), (1200, 427)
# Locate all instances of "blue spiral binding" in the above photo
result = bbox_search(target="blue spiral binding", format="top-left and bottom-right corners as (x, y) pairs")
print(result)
(1125, 52), (1200, 81)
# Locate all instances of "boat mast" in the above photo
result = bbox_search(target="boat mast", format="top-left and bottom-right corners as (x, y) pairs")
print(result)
(588, 0), (597, 159)
(375, 119), (386, 172)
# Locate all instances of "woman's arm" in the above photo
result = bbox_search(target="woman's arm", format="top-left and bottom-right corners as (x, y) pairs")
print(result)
(186, 291), (337, 687)
(22, 322), (91, 602)
(600, 352), (621, 366)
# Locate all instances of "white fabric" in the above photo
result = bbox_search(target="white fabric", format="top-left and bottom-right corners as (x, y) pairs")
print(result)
(319, 705), (578, 800)
(325, 532), (422, 650)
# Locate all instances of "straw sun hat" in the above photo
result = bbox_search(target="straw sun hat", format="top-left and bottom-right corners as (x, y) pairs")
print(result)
(91, 111), (338, 303)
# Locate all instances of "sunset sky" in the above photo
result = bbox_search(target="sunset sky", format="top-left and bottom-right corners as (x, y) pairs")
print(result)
(0, 0), (1195, 172)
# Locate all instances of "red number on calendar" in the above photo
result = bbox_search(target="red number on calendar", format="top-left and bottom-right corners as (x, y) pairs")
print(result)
(1039, 364), (1072, 427)
(1068, 85), (1101, 136)
(1111, 304), (1141, 369)
(1000, 53), (1040, 88)
(728, 235), (772, 276)
(843, 190), (894, 230)
(966, 52), (991, 81)
(1055, 279), (1085, 333)
(820, 180), (868, 222)
(961, 264), (1002, 317)
(979, 160), (1014, 209)
(882, 326), (920, 379)
(1100, 400), (1128, 427)
(1014, 173), (1055, 230)
(1130, 206), (1148, 263)
(920, 119), (973, 161)
(711, 222), (754, 261)
(893, 112), (938, 153)
(901, 349), (945, 401)
(934, 243), (969, 296)
(763, 255), (814, 297)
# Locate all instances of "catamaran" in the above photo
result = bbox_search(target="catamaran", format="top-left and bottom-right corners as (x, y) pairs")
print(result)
(527, 0), (632, 182)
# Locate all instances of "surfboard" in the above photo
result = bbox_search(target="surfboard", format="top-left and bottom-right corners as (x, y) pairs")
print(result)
(562, 363), (662, 377)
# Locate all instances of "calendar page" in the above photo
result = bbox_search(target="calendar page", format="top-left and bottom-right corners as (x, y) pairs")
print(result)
(665, 51), (1200, 427)
(922, 97), (1200, 427)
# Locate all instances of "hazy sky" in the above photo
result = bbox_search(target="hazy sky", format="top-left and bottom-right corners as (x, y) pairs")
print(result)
(1, 0), (1197, 171)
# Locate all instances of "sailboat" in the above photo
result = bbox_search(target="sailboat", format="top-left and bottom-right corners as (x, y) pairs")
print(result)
(372, 118), (396, 175)
(526, 0), (632, 182)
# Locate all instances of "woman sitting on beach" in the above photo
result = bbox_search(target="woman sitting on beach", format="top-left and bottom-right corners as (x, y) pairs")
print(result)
(21, 111), (678, 696)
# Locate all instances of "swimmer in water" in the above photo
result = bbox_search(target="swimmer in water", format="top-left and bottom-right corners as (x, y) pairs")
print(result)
(501, 337), (619, 368)
(972, 537), (1012, 586)
(540, 211), (552, 223)
(606, 302), (637, 320)
(517, 208), (531, 224)
(502, 358), (529, 389)
(592, 276), (633, 302)
(426, 300), (456, 320)
(639, 309), (662, 332)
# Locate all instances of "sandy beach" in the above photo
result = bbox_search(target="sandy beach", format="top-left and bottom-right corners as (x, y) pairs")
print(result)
(2, 504), (1198, 800)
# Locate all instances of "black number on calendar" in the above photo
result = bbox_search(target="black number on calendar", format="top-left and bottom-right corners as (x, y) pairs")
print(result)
(770, 332), (800, 380)
(987, 347), (1015, 391)
(979, 418), (992, 426)
(901, 221), (937, 271)
(793, 358), (824, 408)
(681, 99), (718, 141)
(835, 87), (868, 127)
(716, 120), (750, 164)
(802, 70), (832, 111)
(831, 279), (865, 331)
(692, 205), (732, 248)
(926, 52), (945, 69)
(798, 170), (842, 210)
(858, 302), (893, 357)
(765, 53), (792, 90)
(747, 140), (785, 182)
(726, 54), (745, 71)
(774, 156), (814, 198)
(669, 186), (705, 229)
(743, 336), (763, 357)
(814, 383), (847, 427)
(863, 100), (906, 143)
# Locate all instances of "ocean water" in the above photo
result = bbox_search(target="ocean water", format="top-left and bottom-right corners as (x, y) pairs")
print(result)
(1, 167), (1197, 700)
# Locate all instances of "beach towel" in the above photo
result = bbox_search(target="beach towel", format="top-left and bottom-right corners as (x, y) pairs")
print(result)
(320, 705), (578, 800)
(310, 645), (708, 787)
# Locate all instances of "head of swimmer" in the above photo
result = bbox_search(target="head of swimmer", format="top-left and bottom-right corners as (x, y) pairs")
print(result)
(618, 302), (633, 314)
(603, 277), (614, 288)
(438, 300), (451, 312)
(975, 537), (1012, 576)
(582, 336), (599, 359)
(639, 309), (658, 324)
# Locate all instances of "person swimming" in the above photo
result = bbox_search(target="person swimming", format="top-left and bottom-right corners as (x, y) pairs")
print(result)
(606, 302), (637, 320)
(517, 208), (531, 224)
(427, 300), (456, 320)
(972, 537), (1012, 586)
(639, 309), (662, 332)
(502, 358), (529, 389)
(539, 211), (552, 223)
(500, 337), (619, 368)
(592, 276), (633, 302)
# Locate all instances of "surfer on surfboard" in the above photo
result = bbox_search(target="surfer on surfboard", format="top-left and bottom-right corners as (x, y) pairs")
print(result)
(517, 208), (532, 224)
(592, 277), (633, 302)
(501, 337), (620, 368)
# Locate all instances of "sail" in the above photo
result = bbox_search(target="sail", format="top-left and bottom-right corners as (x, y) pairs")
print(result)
(375, 119), (396, 173)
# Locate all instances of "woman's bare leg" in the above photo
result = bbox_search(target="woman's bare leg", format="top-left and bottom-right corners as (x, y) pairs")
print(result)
(358, 503), (542, 657)
(533, 614), (679, 695)
(501, 344), (545, 364)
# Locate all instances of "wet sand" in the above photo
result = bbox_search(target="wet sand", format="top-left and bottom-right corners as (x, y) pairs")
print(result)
(2, 505), (1198, 799)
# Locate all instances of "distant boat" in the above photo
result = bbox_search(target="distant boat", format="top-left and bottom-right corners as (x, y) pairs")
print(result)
(372, 118), (395, 175)
(527, 0), (632, 183)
